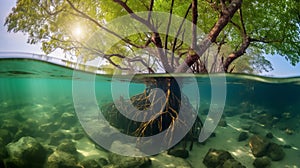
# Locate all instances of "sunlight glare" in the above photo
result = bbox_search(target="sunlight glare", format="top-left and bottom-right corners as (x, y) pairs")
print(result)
(73, 26), (83, 39)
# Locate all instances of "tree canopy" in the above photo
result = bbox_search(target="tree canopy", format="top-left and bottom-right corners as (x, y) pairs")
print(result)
(5, 0), (300, 74)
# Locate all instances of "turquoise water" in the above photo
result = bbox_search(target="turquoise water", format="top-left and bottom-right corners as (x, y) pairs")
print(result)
(0, 57), (300, 167)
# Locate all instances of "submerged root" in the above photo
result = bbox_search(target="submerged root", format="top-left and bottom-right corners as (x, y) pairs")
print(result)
(101, 78), (202, 151)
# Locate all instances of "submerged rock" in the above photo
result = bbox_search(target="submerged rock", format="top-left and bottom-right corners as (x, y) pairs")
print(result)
(218, 119), (227, 127)
(49, 131), (67, 145)
(151, 152), (192, 168)
(0, 139), (8, 161)
(6, 136), (46, 168)
(79, 159), (101, 168)
(238, 132), (249, 142)
(253, 156), (271, 168)
(96, 157), (109, 167)
(38, 122), (60, 135)
(0, 129), (13, 145)
(46, 150), (80, 168)
(282, 144), (292, 149)
(57, 140), (77, 155)
(249, 135), (285, 161)
(13, 123), (36, 141)
(265, 132), (273, 139)
(249, 135), (270, 157)
(203, 148), (234, 168)
(222, 159), (246, 168)
(73, 132), (85, 140)
(1, 119), (19, 134)
(167, 148), (189, 158)
(267, 142), (285, 161)
(108, 152), (151, 168)
(60, 112), (77, 129)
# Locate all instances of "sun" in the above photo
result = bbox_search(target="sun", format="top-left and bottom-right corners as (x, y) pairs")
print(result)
(72, 26), (83, 39)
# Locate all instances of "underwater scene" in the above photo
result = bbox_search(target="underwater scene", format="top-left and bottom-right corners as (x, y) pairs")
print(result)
(0, 57), (300, 168)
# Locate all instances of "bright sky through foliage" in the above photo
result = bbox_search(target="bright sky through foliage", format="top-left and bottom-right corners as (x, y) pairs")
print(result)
(0, 0), (299, 77)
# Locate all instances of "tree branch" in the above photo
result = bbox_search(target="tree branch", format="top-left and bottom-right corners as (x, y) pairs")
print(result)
(113, 0), (173, 72)
(210, 35), (226, 72)
(239, 8), (247, 35)
(171, 3), (192, 68)
(164, 0), (175, 57)
(191, 0), (198, 49)
(148, 0), (154, 22)
(66, 0), (144, 49)
(175, 0), (242, 72)
(113, 0), (151, 28)
(40, 4), (65, 16)
(223, 7), (251, 72)
(249, 38), (284, 44)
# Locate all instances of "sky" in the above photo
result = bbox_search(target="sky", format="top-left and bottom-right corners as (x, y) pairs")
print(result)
(0, 0), (299, 77)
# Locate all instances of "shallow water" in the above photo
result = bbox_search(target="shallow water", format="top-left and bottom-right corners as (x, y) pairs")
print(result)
(0, 57), (300, 167)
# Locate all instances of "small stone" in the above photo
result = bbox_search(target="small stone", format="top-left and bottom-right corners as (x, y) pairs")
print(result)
(57, 140), (77, 155)
(265, 132), (273, 139)
(168, 148), (189, 158)
(96, 157), (109, 167)
(210, 132), (216, 138)
(80, 159), (101, 168)
(238, 132), (249, 142)
(218, 119), (227, 127)
(49, 131), (66, 145)
(282, 144), (292, 149)
(241, 125), (251, 130)
(203, 148), (234, 168)
(267, 142), (285, 161)
(253, 156), (271, 168)
(222, 159), (246, 168)
(249, 135), (270, 157)
(73, 133), (85, 140)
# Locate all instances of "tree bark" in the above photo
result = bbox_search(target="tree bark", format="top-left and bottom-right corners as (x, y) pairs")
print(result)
(223, 36), (250, 72)
(175, 0), (242, 73)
